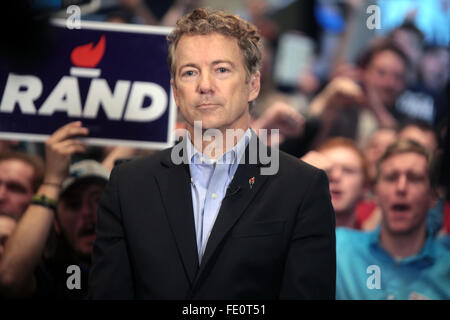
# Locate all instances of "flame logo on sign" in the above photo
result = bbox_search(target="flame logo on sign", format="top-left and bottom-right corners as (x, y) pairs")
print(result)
(70, 35), (106, 68)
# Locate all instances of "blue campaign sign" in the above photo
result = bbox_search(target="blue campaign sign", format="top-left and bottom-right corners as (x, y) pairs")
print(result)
(0, 19), (176, 149)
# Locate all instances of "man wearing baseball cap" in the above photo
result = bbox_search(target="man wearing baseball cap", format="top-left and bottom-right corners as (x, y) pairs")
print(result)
(55, 160), (109, 266)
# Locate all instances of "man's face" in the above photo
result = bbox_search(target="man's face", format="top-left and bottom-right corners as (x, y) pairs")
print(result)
(363, 50), (407, 107)
(56, 181), (104, 261)
(321, 147), (366, 215)
(420, 49), (449, 91)
(375, 152), (435, 236)
(0, 215), (17, 259)
(171, 33), (260, 133)
(0, 159), (35, 220)
(399, 126), (437, 153)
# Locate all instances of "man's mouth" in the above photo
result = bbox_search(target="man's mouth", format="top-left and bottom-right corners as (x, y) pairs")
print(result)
(79, 227), (96, 240)
(197, 103), (219, 109)
(390, 203), (411, 213)
(330, 189), (343, 200)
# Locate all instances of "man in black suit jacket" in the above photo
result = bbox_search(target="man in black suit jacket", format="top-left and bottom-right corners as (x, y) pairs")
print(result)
(89, 8), (335, 299)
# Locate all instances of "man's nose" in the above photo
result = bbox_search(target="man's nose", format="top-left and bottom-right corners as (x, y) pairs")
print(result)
(80, 199), (97, 220)
(198, 72), (214, 94)
(384, 73), (401, 90)
(395, 175), (408, 194)
(329, 166), (342, 182)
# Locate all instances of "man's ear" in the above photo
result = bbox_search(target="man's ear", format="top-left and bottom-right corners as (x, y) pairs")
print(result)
(248, 71), (261, 102)
(171, 79), (179, 106)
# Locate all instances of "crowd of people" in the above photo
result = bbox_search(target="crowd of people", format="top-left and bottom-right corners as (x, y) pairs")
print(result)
(0, 0), (449, 299)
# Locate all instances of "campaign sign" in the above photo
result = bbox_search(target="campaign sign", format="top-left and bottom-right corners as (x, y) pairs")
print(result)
(0, 19), (176, 149)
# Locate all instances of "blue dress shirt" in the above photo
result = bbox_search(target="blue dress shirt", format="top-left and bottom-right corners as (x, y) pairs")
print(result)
(186, 129), (252, 262)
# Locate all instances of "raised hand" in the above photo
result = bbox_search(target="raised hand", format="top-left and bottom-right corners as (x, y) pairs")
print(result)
(43, 121), (89, 186)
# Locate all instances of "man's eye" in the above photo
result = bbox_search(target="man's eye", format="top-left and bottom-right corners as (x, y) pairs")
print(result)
(65, 200), (82, 210)
(217, 67), (228, 73)
(342, 167), (357, 175)
(0, 235), (8, 246)
(183, 70), (195, 77)
(7, 183), (27, 194)
(382, 174), (397, 182)
(408, 174), (426, 183)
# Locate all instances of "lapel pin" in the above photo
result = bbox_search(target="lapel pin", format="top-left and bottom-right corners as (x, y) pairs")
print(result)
(249, 177), (255, 189)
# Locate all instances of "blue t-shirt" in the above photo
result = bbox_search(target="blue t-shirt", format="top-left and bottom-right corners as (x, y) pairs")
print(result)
(336, 227), (450, 300)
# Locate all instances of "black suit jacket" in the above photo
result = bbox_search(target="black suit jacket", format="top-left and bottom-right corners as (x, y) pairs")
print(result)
(89, 136), (336, 299)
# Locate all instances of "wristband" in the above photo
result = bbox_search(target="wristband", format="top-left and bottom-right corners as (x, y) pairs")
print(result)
(42, 182), (62, 188)
(31, 194), (58, 212)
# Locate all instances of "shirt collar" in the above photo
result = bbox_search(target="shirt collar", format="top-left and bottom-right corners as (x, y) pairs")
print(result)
(369, 225), (435, 265)
(185, 128), (252, 167)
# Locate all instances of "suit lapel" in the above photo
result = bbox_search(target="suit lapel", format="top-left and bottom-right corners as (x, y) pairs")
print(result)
(155, 141), (199, 285)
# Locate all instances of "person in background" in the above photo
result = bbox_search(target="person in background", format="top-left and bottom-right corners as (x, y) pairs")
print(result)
(358, 120), (443, 233)
(34, 159), (108, 299)
(308, 40), (409, 148)
(336, 139), (450, 300)
(302, 137), (369, 229)
(0, 151), (44, 220)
